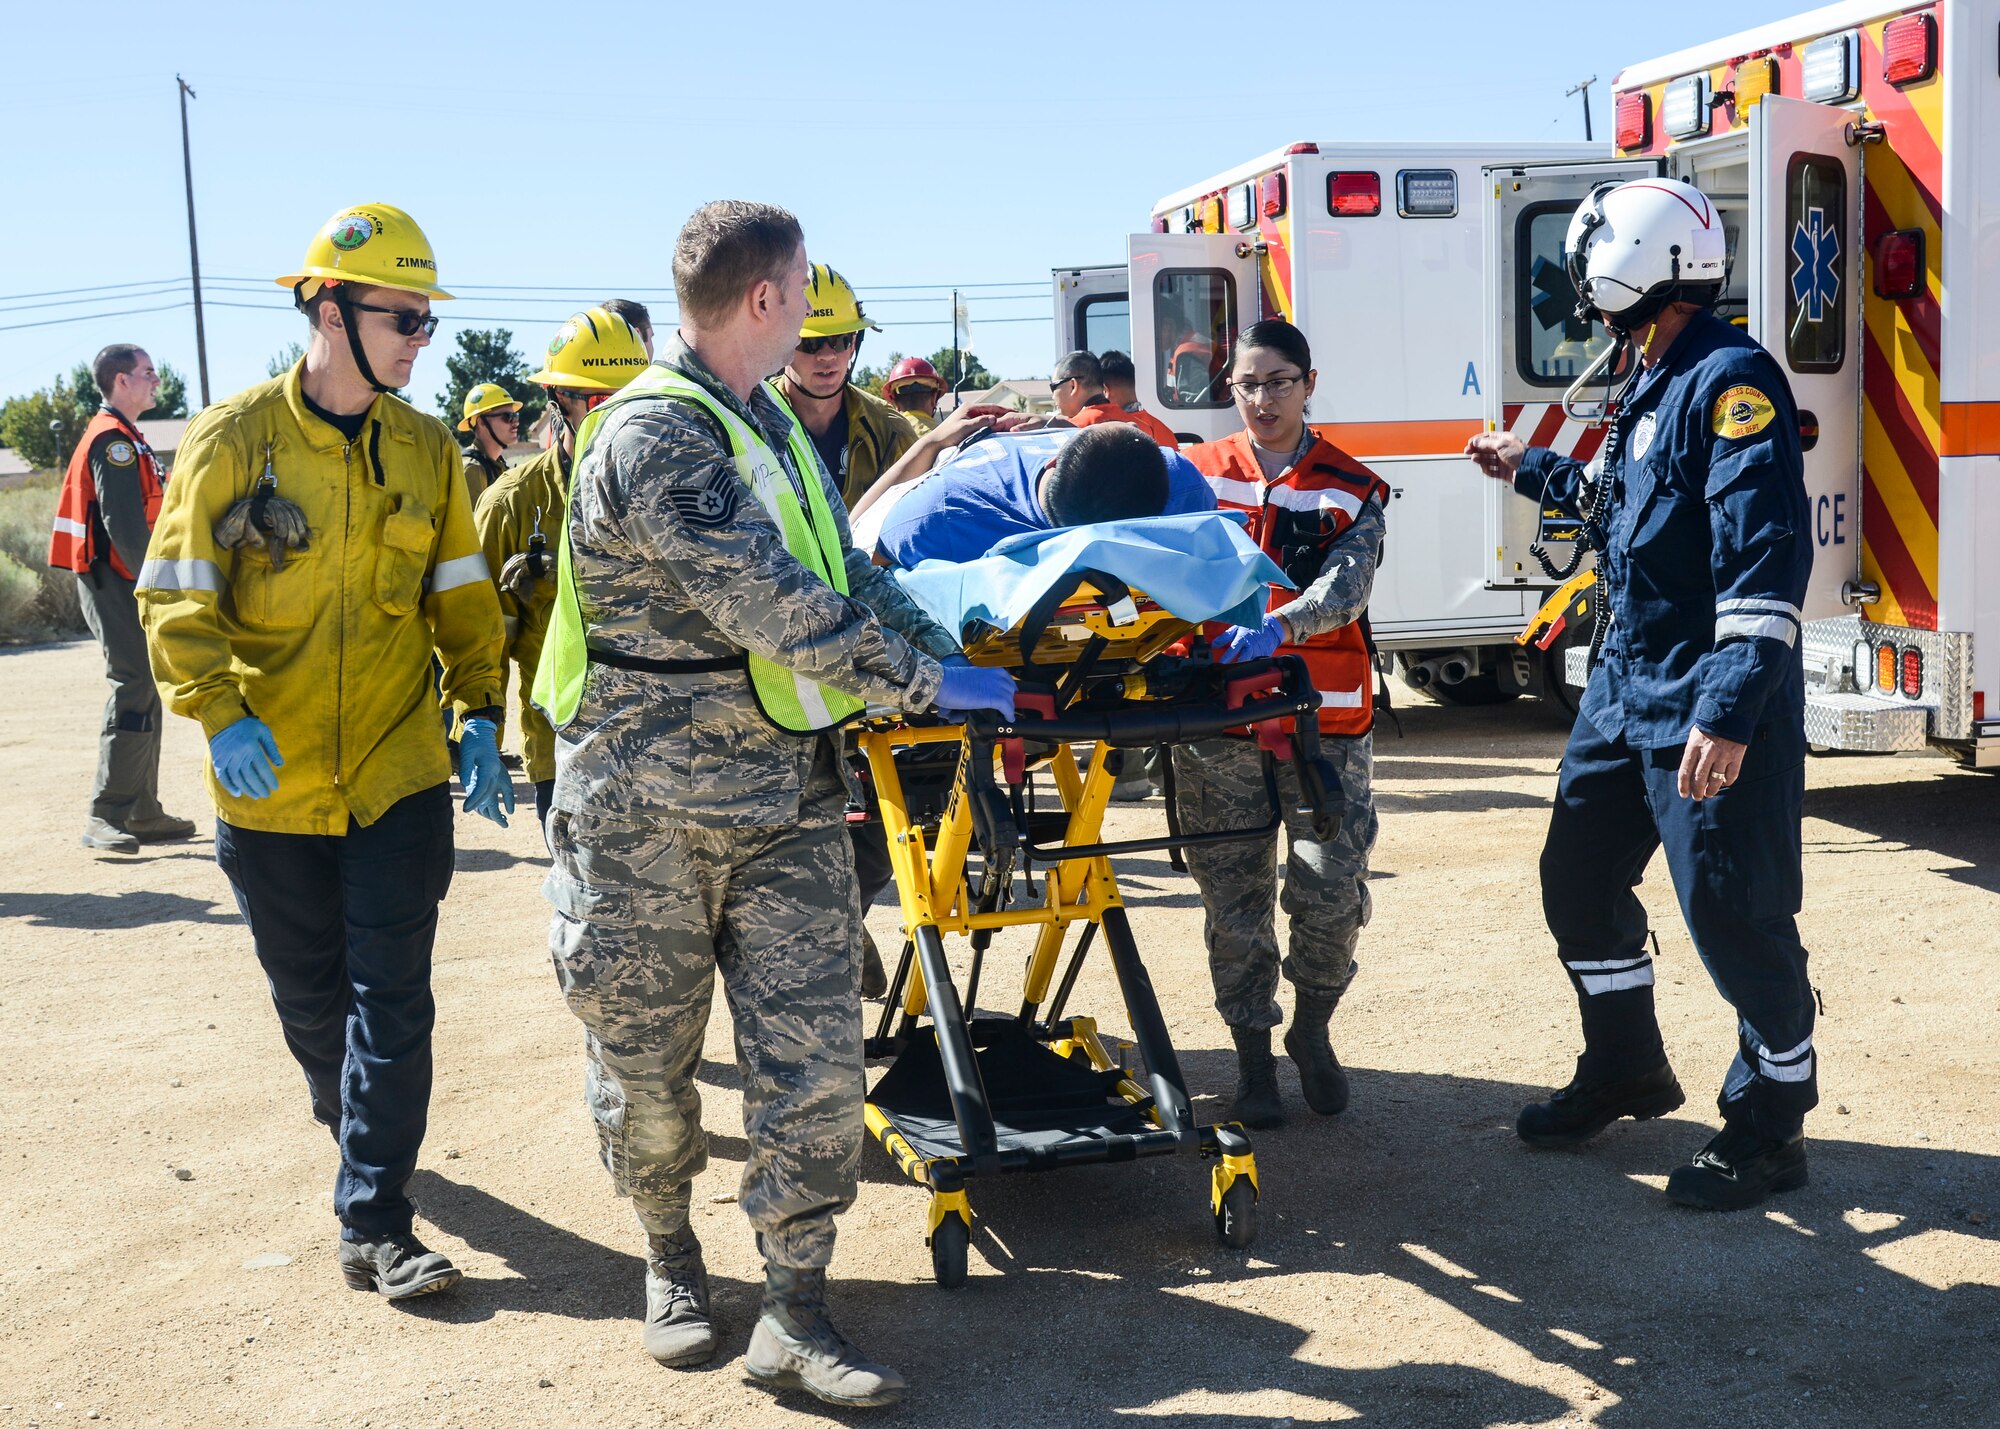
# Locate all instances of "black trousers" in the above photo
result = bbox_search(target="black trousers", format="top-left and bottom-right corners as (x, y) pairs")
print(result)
(1542, 712), (1816, 1138)
(215, 784), (455, 1239)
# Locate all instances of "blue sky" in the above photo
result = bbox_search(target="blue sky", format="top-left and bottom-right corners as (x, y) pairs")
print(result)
(3, 0), (1810, 417)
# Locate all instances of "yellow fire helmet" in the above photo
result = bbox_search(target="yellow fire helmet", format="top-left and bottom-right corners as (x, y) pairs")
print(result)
(799, 263), (881, 339)
(456, 382), (523, 431)
(276, 202), (453, 303)
(525, 307), (651, 392)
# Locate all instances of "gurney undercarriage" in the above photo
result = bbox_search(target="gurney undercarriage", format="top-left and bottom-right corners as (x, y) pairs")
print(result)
(855, 566), (1344, 1287)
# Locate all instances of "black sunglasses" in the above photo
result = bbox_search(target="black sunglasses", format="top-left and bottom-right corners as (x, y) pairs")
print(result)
(797, 332), (860, 355)
(346, 300), (440, 338)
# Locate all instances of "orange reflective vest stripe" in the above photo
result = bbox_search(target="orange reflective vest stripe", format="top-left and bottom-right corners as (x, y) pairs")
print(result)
(1068, 397), (1181, 450)
(49, 410), (165, 579)
(1184, 429), (1388, 736)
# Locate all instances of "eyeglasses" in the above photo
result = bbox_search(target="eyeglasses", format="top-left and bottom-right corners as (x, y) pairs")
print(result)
(1229, 374), (1303, 401)
(797, 332), (860, 355)
(347, 300), (440, 339)
(1051, 376), (1076, 392)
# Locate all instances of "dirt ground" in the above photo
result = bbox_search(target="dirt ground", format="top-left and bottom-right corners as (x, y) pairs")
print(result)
(3, 638), (1996, 1429)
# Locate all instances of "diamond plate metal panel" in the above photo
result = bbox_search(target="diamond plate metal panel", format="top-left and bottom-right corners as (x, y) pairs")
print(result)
(1804, 693), (1931, 752)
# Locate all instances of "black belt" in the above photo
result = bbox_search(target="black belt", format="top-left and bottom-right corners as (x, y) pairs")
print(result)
(586, 643), (745, 676)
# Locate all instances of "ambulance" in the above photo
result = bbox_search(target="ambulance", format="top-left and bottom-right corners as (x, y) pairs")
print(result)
(1530, 0), (1998, 764)
(1056, 138), (1626, 708)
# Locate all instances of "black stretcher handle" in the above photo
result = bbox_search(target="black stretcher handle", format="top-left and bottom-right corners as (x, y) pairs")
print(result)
(966, 688), (1318, 749)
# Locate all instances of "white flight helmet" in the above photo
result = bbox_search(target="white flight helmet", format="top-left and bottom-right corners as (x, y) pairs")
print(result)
(1564, 177), (1728, 332)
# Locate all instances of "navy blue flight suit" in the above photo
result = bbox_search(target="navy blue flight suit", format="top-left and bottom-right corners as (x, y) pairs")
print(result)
(1516, 309), (1816, 1139)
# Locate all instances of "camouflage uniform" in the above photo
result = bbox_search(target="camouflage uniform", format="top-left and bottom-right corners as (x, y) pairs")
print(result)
(546, 336), (957, 1268)
(1172, 498), (1385, 1031)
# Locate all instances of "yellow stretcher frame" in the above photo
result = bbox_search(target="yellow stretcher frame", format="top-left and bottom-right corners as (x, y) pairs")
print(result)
(853, 578), (1326, 1286)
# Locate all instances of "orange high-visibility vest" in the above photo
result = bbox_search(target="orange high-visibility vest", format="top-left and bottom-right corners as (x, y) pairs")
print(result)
(49, 410), (165, 580)
(1184, 429), (1388, 736)
(1067, 396), (1181, 450)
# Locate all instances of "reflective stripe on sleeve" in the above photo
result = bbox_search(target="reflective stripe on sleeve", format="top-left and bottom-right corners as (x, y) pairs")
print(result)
(1714, 613), (1799, 646)
(1205, 473), (1363, 519)
(425, 552), (492, 594)
(1715, 597), (1802, 620)
(1317, 685), (1368, 709)
(136, 557), (225, 593)
(52, 516), (88, 539)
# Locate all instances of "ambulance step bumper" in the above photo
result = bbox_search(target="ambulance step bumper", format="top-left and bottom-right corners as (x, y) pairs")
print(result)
(1803, 693), (1930, 753)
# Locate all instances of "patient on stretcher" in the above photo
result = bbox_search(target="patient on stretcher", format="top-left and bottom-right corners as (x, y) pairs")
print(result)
(859, 423), (1214, 569)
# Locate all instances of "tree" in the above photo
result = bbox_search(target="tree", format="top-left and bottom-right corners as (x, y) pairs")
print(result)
(266, 343), (305, 379)
(0, 374), (93, 471)
(852, 352), (904, 399)
(436, 328), (544, 432)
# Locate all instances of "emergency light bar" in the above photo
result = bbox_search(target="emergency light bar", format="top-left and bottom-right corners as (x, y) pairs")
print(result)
(1327, 172), (1381, 217)
(1882, 12), (1937, 86)
(1734, 57), (1778, 110)
(1662, 73), (1712, 139)
(1614, 91), (1650, 151)
(1800, 30), (1860, 102)
(1396, 170), (1457, 218)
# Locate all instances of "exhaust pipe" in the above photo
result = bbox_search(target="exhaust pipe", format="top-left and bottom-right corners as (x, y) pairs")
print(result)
(1437, 656), (1473, 686)
(1404, 659), (1436, 689)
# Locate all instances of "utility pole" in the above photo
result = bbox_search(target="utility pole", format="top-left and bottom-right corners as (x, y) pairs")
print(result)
(177, 75), (211, 409)
(949, 288), (961, 399)
(1566, 75), (1597, 142)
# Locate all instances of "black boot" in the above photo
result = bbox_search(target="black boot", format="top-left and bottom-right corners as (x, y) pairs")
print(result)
(745, 1264), (906, 1408)
(1227, 1026), (1284, 1130)
(1665, 1123), (1808, 1211)
(642, 1228), (715, 1367)
(338, 1231), (461, 1301)
(1516, 1059), (1685, 1148)
(1284, 993), (1349, 1116)
(859, 929), (887, 1000)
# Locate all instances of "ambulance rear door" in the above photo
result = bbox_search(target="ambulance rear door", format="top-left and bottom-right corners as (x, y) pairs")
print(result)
(1127, 233), (1259, 445)
(1052, 266), (1130, 361)
(1748, 95), (1861, 623)
(1481, 156), (1661, 588)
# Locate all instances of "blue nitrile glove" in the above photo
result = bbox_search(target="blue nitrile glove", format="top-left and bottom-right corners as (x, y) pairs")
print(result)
(209, 716), (283, 799)
(934, 658), (1017, 720)
(1216, 612), (1287, 664)
(457, 717), (514, 827)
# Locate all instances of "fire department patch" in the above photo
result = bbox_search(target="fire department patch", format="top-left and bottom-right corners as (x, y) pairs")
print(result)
(668, 468), (739, 529)
(1632, 413), (1657, 461)
(1712, 385), (1776, 440)
(104, 440), (136, 466)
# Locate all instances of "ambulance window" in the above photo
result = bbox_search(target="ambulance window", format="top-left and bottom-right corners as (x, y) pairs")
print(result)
(1152, 269), (1236, 409)
(1075, 294), (1130, 359)
(1784, 155), (1845, 373)
(1514, 202), (1617, 388)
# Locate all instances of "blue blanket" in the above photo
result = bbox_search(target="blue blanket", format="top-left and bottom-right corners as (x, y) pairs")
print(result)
(892, 511), (1292, 646)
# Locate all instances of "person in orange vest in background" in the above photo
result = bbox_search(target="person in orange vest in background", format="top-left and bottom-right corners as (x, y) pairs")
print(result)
(49, 343), (196, 854)
(1177, 320), (1388, 1130)
(881, 356), (946, 435)
(1099, 349), (1144, 415)
(1052, 349), (1179, 449)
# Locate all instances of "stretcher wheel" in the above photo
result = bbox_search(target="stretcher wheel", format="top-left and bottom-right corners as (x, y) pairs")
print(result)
(1214, 1177), (1257, 1249)
(930, 1211), (970, 1289)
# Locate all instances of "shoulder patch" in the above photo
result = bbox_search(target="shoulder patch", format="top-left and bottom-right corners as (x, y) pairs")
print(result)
(668, 467), (741, 529)
(1712, 385), (1776, 440)
(103, 439), (136, 467)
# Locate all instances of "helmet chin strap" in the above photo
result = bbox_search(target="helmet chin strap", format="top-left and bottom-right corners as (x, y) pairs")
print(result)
(331, 290), (398, 394)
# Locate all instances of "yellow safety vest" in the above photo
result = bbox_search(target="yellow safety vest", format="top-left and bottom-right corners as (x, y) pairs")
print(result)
(536, 368), (867, 735)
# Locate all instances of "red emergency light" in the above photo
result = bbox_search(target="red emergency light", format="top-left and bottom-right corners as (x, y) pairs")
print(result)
(1874, 228), (1925, 300)
(1327, 171), (1380, 216)
(1901, 646), (1924, 699)
(1151, 216), (1168, 233)
(1261, 171), (1287, 219)
(1882, 12), (1937, 86)
(1615, 91), (1651, 150)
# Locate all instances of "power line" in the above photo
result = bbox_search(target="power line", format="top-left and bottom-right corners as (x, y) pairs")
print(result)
(0, 301), (192, 334)
(0, 283), (190, 315)
(0, 277), (181, 303)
